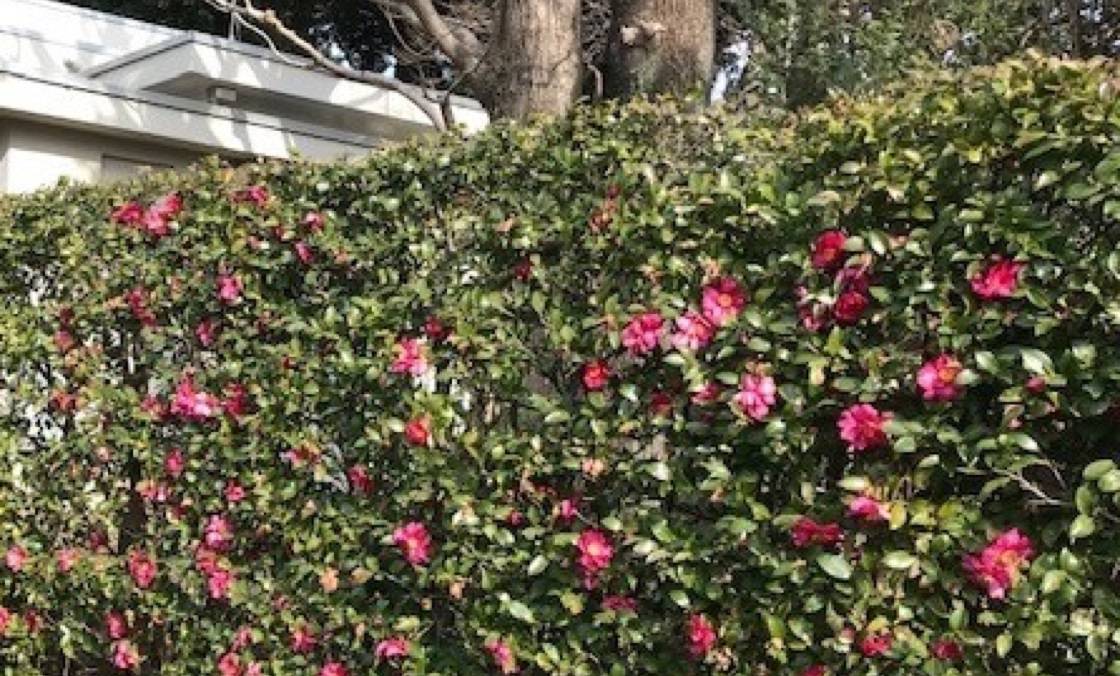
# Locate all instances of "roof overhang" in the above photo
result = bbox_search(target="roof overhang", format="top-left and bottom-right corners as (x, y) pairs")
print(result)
(85, 33), (488, 139)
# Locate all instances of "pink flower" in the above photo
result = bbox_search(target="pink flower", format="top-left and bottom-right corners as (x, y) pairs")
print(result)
(670, 311), (715, 351)
(375, 637), (410, 660)
(217, 274), (243, 305)
(106, 611), (128, 640)
(917, 354), (964, 402)
(649, 390), (673, 417)
(404, 416), (431, 447)
(811, 230), (848, 271)
(556, 498), (579, 523)
(602, 595), (638, 613)
(971, 259), (1024, 300)
(111, 201), (145, 226)
(347, 465), (374, 495)
(801, 666), (828, 676)
(576, 529), (613, 587)
(833, 291), (869, 325)
(931, 638), (963, 661)
(837, 404), (891, 453)
(141, 192), (182, 238)
(111, 639), (140, 671)
(233, 185), (270, 207)
(847, 495), (890, 523)
(225, 480), (247, 503)
(5, 545), (27, 572)
(54, 329), (75, 353)
(203, 514), (234, 552)
(217, 652), (242, 676)
(23, 609), (42, 635)
(393, 522), (432, 566)
(860, 632), (892, 657)
(232, 625), (254, 650)
(799, 301), (829, 333)
(962, 528), (1035, 600)
(581, 360), (610, 391)
(170, 376), (221, 422)
(294, 241), (315, 265)
(701, 277), (746, 327)
(424, 315), (451, 342)
(390, 338), (429, 377)
(303, 211), (325, 233)
(291, 625), (318, 653)
(207, 565), (234, 600)
(621, 312), (664, 355)
(222, 382), (250, 419)
(836, 265), (871, 294)
(127, 550), (157, 589)
(319, 662), (349, 676)
(690, 382), (721, 406)
(125, 287), (157, 327)
(56, 548), (79, 573)
(195, 319), (218, 347)
(791, 517), (843, 549)
(686, 614), (717, 659)
(486, 639), (517, 674)
(733, 373), (777, 421)
(1026, 376), (1047, 394)
(165, 449), (185, 478)
(0, 607), (10, 636)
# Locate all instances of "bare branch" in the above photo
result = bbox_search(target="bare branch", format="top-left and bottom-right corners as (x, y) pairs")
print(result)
(205, 0), (450, 131)
(370, 0), (484, 70)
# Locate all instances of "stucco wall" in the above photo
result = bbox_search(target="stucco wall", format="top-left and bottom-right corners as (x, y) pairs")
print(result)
(0, 119), (202, 192)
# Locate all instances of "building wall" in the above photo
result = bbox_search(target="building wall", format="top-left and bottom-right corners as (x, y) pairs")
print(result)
(0, 119), (202, 192)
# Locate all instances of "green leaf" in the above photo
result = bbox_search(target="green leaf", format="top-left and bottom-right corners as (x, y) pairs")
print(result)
(816, 553), (852, 580)
(527, 555), (548, 576)
(881, 551), (917, 570)
(1098, 469), (1120, 493)
(508, 600), (536, 624)
(1083, 459), (1116, 481)
(1070, 514), (1096, 541)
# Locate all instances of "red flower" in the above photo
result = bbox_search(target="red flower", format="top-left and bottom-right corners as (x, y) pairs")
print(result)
(233, 185), (270, 207)
(931, 638), (963, 661)
(23, 609), (42, 635)
(111, 201), (145, 226)
(602, 595), (638, 613)
(195, 318), (219, 347)
(847, 495), (890, 523)
(217, 274), (244, 305)
(203, 514), (234, 552)
(127, 550), (157, 589)
(859, 632), (893, 658)
(0, 607), (10, 636)
(125, 287), (157, 327)
(837, 404), (891, 453)
(347, 465), (374, 495)
(581, 360), (610, 391)
(701, 277), (747, 327)
(801, 666), (828, 676)
(556, 498), (579, 523)
(514, 258), (533, 282)
(485, 639), (517, 674)
(5, 546), (26, 572)
(971, 259), (1024, 300)
(424, 315), (451, 342)
(141, 192), (182, 238)
(225, 480), (247, 503)
(112, 639), (140, 671)
(733, 374), (777, 421)
(294, 240), (315, 265)
(319, 662), (349, 676)
(393, 522), (432, 566)
(165, 449), (185, 478)
(54, 330), (75, 353)
(207, 565), (234, 600)
(833, 291), (869, 325)
(671, 310), (715, 352)
(791, 517), (843, 548)
(962, 528), (1035, 600)
(291, 625), (318, 653)
(621, 312), (664, 356)
(649, 390), (673, 417)
(375, 637), (410, 660)
(1026, 376), (1047, 394)
(390, 338), (429, 377)
(222, 382), (250, 419)
(917, 354), (963, 402)
(106, 611), (128, 640)
(217, 652), (242, 676)
(811, 230), (848, 271)
(404, 417), (431, 447)
(686, 614), (717, 658)
(576, 529), (614, 586)
(690, 382), (721, 406)
(170, 375), (221, 422)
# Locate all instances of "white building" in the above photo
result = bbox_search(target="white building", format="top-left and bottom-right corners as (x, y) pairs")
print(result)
(0, 0), (488, 193)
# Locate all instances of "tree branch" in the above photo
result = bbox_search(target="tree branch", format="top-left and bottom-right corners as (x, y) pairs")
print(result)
(203, 0), (450, 131)
(369, 0), (483, 70)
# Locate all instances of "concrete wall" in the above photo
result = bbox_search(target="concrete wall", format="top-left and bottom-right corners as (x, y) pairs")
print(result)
(0, 119), (202, 192)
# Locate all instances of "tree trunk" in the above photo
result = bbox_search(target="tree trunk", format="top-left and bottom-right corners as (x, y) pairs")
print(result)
(605, 0), (716, 99)
(475, 0), (583, 120)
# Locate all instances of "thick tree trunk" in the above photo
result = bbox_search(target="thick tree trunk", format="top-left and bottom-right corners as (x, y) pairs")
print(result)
(475, 0), (583, 120)
(605, 0), (716, 99)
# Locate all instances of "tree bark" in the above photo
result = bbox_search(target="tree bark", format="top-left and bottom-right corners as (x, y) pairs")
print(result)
(473, 0), (583, 120)
(605, 0), (716, 99)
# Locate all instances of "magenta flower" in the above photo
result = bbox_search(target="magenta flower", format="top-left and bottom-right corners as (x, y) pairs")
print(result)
(621, 312), (664, 355)
(917, 354), (963, 402)
(971, 259), (1024, 300)
(701, 277), (746, 327)
(390, 337), (429, 377)
(375, 637), (410, 660)
(393, 522), (432, 566)
(733, 373), (777, 421)
(837, 404), (891, 453)
(670, 310), (715, 351)
(847, 495), (890, 523)
(962, 528), (1034, 599)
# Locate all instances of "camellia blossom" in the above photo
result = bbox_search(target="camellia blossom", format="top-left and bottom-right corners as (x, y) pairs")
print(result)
(390, 338), (429, 377)
(791, 517), (843, 549)
(233, 185), (270, 207)
(217, 274), (244, 305)
(686, 614), (717, 659)
(217, 653), (242, 676)
(347, 465), (374, 495)
(701, 277), (747, 327)
(690, 382), (721, 406)
(576, 529), (613, 587)
(319, 662), (349, 676)
(5, 546), (26, 572)
(733, 373), (778, 421)
(170, 376), (221, 422)
(811, 230), (848, 271)
(602, 595), (638, 614)
(581, 360), (610, 391)
(165, 449), (185, 478)
(56, 548), (79, 573)
(203, 514), (234, 552)
(971, 259), (1024, 300)
(222, 383), (250, 419)
(621, 312), (664, 355)
(294, 241), (315, 265)
(128, 550), (157, 589)
(393, 522), (432, 566)
(860, 632), (893, 658)
(291, 625), (318, 653)
(917, 354), (964, 402)
(111, 201), (145, 226)
(801, 666), (828, 676)
(195, 319), (218, 347)
(486, 639), (517, 675)
(106, 612), (128, 640)
(404, 417), (431, 447)
(207, 565), (234, 600)
(375, 637), (411, 660)
(302, 211), (325, 232)
(847, 495), (890, 523)
(649, 390), (673, 418)
(670, 311), (716, 352)
(962, 528), (1035, 600)
(837, 404), (891, 453)
(112, 639), (140, 671)
(833, 290), (869, 326)
(931, 638), (963, 661)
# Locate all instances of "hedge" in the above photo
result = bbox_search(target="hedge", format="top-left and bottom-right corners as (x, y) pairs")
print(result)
(2, 55), (1120, 675)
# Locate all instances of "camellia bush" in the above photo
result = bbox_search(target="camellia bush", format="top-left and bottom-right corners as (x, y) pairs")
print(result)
(3, 55), (1120, 675)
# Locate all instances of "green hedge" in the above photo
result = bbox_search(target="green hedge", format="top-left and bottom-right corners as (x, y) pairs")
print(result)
(2, 56), (1120, 675)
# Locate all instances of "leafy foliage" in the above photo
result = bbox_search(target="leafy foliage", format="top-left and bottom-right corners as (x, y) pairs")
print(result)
(2, 56), (1120, 674)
